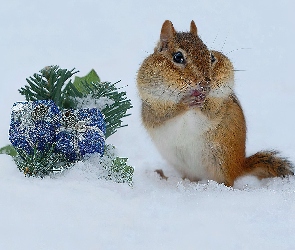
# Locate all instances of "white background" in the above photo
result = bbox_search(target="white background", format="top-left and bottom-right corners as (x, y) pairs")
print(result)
(0, 1), (295, 249)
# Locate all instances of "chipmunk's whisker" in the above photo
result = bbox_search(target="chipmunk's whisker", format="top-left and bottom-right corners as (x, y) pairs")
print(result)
(225, 47), (251, 56)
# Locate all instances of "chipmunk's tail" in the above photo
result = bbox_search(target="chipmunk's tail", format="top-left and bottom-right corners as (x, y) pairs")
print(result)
(243, 150), (294, 179)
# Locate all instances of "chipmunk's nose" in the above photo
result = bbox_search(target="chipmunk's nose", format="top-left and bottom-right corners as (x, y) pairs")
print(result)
(201, 77), (211, 85)
(199, 77), (211, 92)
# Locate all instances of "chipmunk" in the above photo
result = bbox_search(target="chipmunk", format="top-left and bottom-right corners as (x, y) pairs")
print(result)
(137, 20), (294, 186)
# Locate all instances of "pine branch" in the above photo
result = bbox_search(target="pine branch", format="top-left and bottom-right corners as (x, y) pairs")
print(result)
(15, 145), (72, 178)
(18, 66), (132, 138)
(19, 66), (79, 108)
(72, 73), (133, 138)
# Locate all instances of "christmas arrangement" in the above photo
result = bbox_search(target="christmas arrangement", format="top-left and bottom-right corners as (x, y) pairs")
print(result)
(0, 66), (134, 185)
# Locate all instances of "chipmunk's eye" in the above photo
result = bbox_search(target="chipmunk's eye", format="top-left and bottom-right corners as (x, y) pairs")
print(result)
(173, 51), (185, 64)
(210, 53), (216, 64)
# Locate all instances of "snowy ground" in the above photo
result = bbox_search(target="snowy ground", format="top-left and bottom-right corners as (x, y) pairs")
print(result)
(1, 1), (295, 249)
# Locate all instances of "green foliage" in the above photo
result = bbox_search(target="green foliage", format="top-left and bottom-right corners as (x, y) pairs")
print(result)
(72, 78), (133, 138)
(18, 66), (132, 138)
(73, 69), (100, 91)
(19, 66), (79, 109)
(110, 157), (134, 185)
(15, 145), (72, 178)
(0, 144), (17, 157)
(101, 145), (134, 185)
(3, 65), (134, 183)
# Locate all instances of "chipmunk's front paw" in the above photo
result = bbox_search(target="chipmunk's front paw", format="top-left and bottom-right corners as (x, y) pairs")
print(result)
(181, 85), (210, 107)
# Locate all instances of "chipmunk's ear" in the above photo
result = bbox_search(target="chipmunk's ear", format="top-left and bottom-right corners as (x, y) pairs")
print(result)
(158, 20), (176, 51)
(190, 20), (198, 36)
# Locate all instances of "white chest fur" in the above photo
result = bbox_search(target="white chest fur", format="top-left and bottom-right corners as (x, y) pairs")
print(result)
(148, 109), (214, 181)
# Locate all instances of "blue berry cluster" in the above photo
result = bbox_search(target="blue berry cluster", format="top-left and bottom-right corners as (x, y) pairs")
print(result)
(9, 100), (106, 161)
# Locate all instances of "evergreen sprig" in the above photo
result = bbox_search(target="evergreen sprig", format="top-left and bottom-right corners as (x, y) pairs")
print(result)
(15, 145), (72, 178)
(19, 66), (79, 108)
(19, 66), (133, 138)
(72, 79), (133, 138)
(1, 66), (133, 183)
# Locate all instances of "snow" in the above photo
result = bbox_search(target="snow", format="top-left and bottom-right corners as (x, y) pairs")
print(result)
(76, 96), (114, 110)
(1, 0), (295, 249)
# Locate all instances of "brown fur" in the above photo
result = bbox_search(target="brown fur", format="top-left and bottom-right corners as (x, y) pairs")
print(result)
(203, 94), (246, 186)
(141, 101), (188, 128)
(137, 20), (211, 128)
(245, 151), (293, 178)
(137, 20), (294, 186)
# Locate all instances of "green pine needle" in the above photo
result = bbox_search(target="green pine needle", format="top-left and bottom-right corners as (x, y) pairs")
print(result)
(19, 66), (79, 108)
(14, 145), (72, 178)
